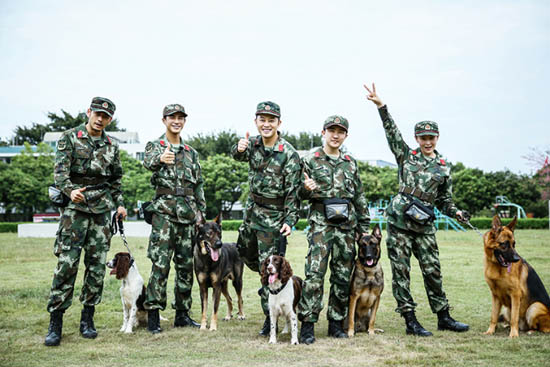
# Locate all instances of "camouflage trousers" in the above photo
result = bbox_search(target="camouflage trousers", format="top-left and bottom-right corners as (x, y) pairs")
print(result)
(237, 223), (282, 316)
(144, 213), (195, 312)
(47, 208), (112, 313)
(297, 222), (355, 323)
(386, 224), (449, 315)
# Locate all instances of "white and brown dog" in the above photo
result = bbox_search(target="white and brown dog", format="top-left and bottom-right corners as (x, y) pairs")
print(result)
(260, 255), (303, 345)
(107, 252), (147, 333)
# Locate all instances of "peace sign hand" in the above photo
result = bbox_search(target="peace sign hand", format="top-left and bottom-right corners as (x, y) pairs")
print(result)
(363, 83), (384, 108)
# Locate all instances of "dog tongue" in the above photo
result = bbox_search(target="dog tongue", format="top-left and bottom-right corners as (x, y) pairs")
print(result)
(210, 249), (219, 262)
(507, 264), (512, 273)
(269, 273), (278, 284)
(367, 259), (374, 266)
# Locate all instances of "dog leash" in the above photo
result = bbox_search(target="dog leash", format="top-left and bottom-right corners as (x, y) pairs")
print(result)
(465, 220), (484, 238)
(111, 212), (134, 261)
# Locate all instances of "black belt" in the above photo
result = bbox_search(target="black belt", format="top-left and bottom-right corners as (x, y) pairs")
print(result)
(250, 193), (284, 209)
(156, 187), (194, 197)
(70, 176), (108, 185)
(310, 199), (350, 212)
(399, 187), (435, 204)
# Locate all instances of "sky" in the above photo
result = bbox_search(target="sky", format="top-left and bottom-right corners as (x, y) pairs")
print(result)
(1, 0), (549, 173)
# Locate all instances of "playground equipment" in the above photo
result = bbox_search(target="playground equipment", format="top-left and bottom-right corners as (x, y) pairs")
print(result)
(493, 196), (527, 219)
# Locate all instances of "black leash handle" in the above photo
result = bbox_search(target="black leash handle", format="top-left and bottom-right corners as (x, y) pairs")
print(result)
(111, 212), (133, 258)
(278, 234), (288, 257)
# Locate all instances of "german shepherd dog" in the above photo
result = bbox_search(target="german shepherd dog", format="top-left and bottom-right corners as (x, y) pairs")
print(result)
(194, 214), (245, 331)
(484, 215), (550, 338)
(346, 224), (384, 337)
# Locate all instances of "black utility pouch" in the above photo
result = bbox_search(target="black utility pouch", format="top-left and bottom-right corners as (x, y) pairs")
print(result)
(404, 199), (436, 225)
(48, 184), (70, 208)
(141, 201), (153, 224)
(323, 198), (350, 224)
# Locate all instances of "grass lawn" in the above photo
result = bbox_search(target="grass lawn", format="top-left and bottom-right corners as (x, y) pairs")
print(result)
(1, 229), (549, 367)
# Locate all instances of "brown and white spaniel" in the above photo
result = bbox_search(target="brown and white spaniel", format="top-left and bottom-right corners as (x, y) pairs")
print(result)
(261, 255), (303, 345)
(107, 252), (146, 333)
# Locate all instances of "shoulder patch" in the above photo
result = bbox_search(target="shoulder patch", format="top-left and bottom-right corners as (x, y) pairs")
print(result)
(77, 130), (83, 138)
(184, 144), (190, 151)
(345, 155), (351, 161)
(440, 159), (446, 166)
(314, 151), (320, 158)
(278, 144), (284, 152)
(412, 150), (417, 155)
(160, 140), (165, 146)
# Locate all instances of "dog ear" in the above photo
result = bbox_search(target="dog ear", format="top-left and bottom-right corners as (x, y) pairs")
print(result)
(506, 215), (518, 232)
(372, 224), (382, 240)
(116, 253), (131, 280)
(280, 258), (293, 283)
(491, 215), (502, 234)
(260, 257), (272, 286)
(214, 213), (222, 226)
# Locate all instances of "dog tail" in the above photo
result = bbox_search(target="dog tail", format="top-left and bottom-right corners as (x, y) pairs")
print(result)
(526, 302), (550, 332)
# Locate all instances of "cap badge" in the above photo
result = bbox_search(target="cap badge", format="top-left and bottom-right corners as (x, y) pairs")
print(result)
(175, 105), (180, 110)
(334, 117), (341, 123)
(102, 102), (108, 108)
(425, 124), (431, 130)
(265, 105), (271, 110)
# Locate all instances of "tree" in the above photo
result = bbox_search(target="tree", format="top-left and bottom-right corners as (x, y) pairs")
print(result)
(201, 154), (248, 218)
(358, 161), (399, 203)
(119, 150), (154, 215)
(13, 110), (125, 145)
(451, 167), (493, 215)
(0, 143), (54, 220)
(185, 130), (239, 159)
(281, 132), (322, 150)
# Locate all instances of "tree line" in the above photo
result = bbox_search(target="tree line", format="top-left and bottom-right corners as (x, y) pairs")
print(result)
(1, 111), (548, 220)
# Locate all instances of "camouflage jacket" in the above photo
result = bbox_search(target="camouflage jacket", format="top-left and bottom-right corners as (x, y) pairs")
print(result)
(231, 134), (301, 231)
(143, 134), (206, 224)
(54, 124), (124, 214)
(299, 147), (371, 234)
(379, 105), (458, 234)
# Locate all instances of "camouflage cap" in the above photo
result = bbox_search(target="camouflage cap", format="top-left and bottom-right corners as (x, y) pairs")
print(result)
(256, 101), (281, 118)
(163, 104), (188, 117)
(90, 97), (115, 117)
(323, 115), (349, 132)
(415, 121), (439, 136)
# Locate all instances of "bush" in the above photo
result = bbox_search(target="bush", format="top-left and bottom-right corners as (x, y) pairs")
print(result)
(468, 217), (549, 230)
(0, 223), (24, 233)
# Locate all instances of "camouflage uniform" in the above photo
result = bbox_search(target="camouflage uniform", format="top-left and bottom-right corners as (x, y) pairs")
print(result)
(297, 116), (371, 323)
(47, 103), (124, 313)
(379, 105), (459, 315)
(231, 102), (302, 316)
(143, 130), (206, 312)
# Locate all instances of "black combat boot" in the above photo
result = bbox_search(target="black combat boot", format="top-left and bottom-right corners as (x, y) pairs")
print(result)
(44, 311), (63, 346)
(403, 311), (432, 336)
(147, 309), (163, 334)
(259, 315), (271, 336)
(80, 305), (98, 339)
(328, 319), (348, 338)
(174, 310), (200, 328)
(437, 309), (469, 332)
(300, 322), (316, 345)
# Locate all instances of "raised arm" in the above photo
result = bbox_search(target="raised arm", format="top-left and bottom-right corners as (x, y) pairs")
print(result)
(231, 132), (251, 162)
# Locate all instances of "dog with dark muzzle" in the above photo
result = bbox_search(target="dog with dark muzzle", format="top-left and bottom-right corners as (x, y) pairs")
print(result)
(483, 215), (550, 338)
(345, 224), (384, 337)
(194, 214), (245, 331)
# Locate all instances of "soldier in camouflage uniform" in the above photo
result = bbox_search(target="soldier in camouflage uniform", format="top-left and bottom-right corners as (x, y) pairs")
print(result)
(143, 104), (206, 333)
(45, 97), (127, 346)
(231, 101), (302, 336)
(364, 83), (469, 336)
(297, 115), (371, 344)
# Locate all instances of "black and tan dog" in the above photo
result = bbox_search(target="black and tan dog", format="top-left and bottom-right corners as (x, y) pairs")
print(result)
(346, 224), (384, 337)
(483, 215), (550, 338)
(194, 214), (245, 331)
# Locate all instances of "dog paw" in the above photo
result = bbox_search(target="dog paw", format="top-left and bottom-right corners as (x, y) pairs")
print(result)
(269, 338), (277, 344)
(237, 315), (246, 321)
(120, 327), (126, 332)
(223, 315), (232, 321)
(124, 330), (133, 334)
(347, 331), (355, 338)
(200, 324), (208, 331)
(509, 331), (519, 338)
(291, 339), (299, 345)
(484, 329), (495, 336)
(209, 325), (217, 331)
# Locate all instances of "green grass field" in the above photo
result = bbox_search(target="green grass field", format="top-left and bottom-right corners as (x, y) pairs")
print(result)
(1, 229), (550, 367)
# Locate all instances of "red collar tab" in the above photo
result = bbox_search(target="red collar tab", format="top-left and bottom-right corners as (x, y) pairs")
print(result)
(278, 144), (284, 152)
(254, 137), (261, 146)
(440, 159), (446, 166)
(345, 155), (351, 161)
(184, 145), (190, 151)
(106, 135), (111, 144)
(77, 130), (83, 138)
(314, 151), (320, 158)
(412, 150), (417, 155)
(160, 140), (165, 146)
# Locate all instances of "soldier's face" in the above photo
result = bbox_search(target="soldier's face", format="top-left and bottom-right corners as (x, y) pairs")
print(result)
(163, 113), (186, 134)
(86, 109), (112, 135)
(322, 126), (348, 150)
(255, 114), (281, 140)
(415, 135), (439, 157)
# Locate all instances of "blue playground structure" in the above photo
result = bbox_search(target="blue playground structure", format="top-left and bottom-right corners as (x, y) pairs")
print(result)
(493, 195), (527, 219)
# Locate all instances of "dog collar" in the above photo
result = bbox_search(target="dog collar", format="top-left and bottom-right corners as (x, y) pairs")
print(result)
(268, 280), (288, 295)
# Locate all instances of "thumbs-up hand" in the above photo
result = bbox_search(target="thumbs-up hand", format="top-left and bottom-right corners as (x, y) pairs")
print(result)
(303, 172), (318, 192)
(160, 142), (175, 164)
(237, 132), (250, 153)
(70, 187), (87, 203)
